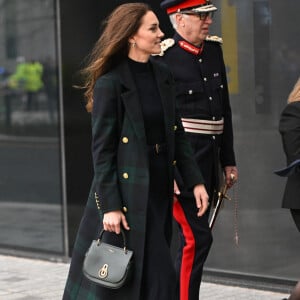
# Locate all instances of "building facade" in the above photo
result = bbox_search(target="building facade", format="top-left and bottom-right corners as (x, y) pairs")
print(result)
(0, 0), (299, 288)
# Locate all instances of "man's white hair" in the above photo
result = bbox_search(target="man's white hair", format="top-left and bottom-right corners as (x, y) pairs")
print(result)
(169, 13), (177, 29)
(169, 13), (189, 30)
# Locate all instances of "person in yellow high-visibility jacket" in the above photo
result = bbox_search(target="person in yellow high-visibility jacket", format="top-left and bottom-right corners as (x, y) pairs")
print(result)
(8, 59), (28, 90)
(8, 58), (44, 110)
(25, 61), (44, 92)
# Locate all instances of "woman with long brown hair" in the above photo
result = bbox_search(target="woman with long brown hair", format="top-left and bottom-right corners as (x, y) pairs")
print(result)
(62, 3), (209, 299)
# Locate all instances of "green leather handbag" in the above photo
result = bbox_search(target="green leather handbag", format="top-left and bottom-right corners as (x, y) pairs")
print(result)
(83, 229), (133, 289)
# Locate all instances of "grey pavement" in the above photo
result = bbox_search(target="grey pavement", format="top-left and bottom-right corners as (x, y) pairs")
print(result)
(0, 254), (289, 300)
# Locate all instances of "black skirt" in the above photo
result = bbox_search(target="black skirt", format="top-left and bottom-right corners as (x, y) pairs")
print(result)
(140, 150), (176, 300)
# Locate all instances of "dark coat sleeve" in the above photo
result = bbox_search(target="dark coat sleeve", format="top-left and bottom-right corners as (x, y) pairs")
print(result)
(279, 102), (300, 164)
(278, 102), (300, 209)
(174, 103), (205, 188)
(91, 75), (123, 213)
(156, 61), (205, 189)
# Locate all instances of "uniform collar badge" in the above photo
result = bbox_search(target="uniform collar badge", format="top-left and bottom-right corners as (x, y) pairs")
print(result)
(178, 40), (204, 55)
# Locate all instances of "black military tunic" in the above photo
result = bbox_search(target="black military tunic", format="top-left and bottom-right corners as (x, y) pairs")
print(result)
(154, 32), (236, 300)
(155, 32), (236, 194)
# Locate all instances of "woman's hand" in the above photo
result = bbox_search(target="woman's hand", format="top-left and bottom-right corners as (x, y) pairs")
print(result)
(173, 179), (180, 195)
(173, 180), (180, 203)
(193, 184), (209, 217)
(103, 210), (130, 234)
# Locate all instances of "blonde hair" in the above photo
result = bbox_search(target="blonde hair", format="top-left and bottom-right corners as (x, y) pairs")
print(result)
(287, 77), (300, 103)
(81, 3), (151, 112)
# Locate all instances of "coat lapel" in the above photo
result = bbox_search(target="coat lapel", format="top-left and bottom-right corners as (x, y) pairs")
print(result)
(152, 61), (175, 147)
(117, 60), (175, 147)
(117, 61), (147, 142)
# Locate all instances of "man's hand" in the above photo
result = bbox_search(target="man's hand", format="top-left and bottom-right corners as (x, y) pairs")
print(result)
(103, 210), (130, 234)
(224, 166), (238, 189)
(193, 184), (209, 217)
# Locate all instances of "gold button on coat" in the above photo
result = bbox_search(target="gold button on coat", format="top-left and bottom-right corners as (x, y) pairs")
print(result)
(122, 137), (129, 143)
(123, 206), (128, 213)
(123, 173), (129, 179)
(173, 160), (177, 166)
(174, 125), (177, 131)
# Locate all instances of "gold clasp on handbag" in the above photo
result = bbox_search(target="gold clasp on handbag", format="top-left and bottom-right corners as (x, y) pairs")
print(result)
(98, 264), (108, 278)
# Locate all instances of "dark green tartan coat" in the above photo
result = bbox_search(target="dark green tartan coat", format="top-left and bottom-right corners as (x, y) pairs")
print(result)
(63, 59), (204, 300)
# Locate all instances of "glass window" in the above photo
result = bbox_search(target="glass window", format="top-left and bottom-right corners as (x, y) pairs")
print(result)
(0, 0), (65, 254)
(205, 0), (300, 281)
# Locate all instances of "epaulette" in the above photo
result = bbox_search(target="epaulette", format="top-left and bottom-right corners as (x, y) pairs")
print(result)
(153, 38), (175, 56)
(205, 35), (223, 44)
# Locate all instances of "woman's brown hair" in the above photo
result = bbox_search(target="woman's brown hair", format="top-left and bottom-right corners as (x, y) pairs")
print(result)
(287, 77), (300, 103)
(82, 3), (151, 112)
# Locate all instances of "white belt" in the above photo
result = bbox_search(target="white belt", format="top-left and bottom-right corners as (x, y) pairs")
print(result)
(181, 118), (224, 135)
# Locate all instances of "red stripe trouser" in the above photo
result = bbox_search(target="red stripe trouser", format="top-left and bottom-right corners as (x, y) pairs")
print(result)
(173, 197), (212, 300)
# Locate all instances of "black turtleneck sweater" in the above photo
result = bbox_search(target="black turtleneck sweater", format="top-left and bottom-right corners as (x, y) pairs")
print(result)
(128, 58), (166, 145)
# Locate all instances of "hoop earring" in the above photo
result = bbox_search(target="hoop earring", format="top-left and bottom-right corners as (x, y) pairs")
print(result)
(132, 42), (136, 48)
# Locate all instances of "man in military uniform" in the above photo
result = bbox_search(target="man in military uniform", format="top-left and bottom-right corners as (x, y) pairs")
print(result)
(154, 0), (238, 299)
